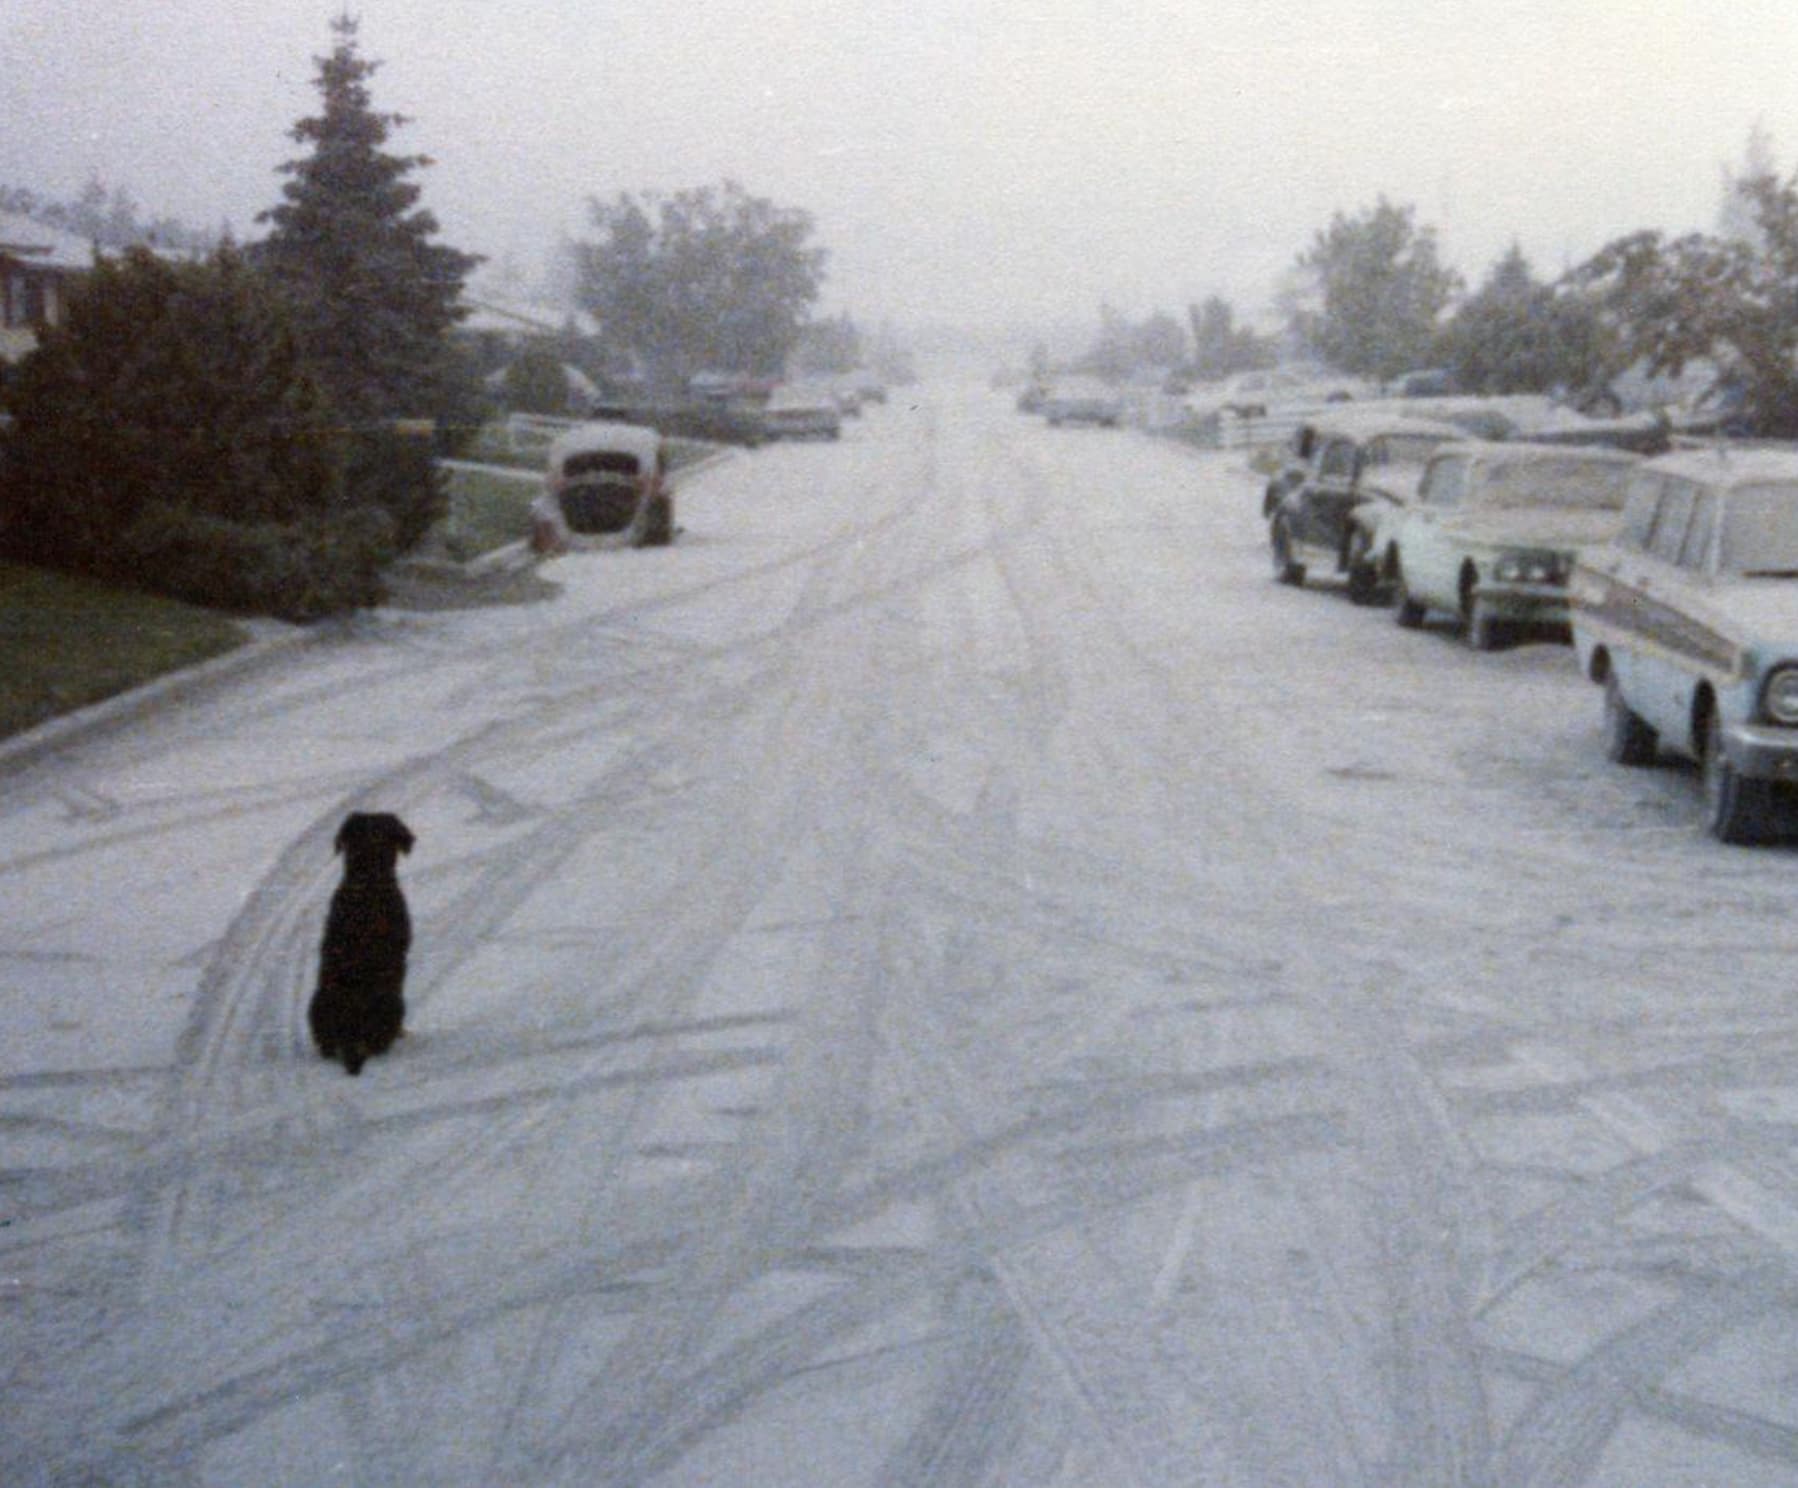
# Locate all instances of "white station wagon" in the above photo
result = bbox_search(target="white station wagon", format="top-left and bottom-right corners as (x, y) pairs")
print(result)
(1570, 449), (1798, 843)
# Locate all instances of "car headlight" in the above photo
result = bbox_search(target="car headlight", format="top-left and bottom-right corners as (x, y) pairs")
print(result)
(1492, 550), (1567, 585)
(1762, 666), (1798, 725)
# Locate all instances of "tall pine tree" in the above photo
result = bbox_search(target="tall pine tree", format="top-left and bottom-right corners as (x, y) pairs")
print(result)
(258, 14), (481, 541)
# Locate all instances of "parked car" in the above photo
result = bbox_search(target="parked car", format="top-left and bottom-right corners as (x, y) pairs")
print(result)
(1383, 441), (1638, 647)
(1265, 411), (1466, 596)
(529, 420), (674, 554)
(589, 395), (764, 448)
(1570, 449), (1798, 843)
(761, 383), (843, 441)
(1389, 368), (1460, 399)
(1041, 378), (1124, 427)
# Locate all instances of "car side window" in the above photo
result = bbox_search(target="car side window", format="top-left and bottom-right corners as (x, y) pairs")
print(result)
(1618, 475), (1660, 550)
(1679, 490), (1717, 572)
(1423, 457), (1467, 508)
(1318, 439), (1356, 480)
(1647, 483), (1696, 563)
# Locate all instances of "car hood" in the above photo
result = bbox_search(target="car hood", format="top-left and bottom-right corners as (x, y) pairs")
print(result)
(1706, 578), (1798, 641)
(1439, 508), (1624, 550)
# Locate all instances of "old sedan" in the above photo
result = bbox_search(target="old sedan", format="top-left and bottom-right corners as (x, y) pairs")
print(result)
(1266, 410), (1465, 597)
(1384, 442), (1638, 648)
(1571, 449), (1798, 843)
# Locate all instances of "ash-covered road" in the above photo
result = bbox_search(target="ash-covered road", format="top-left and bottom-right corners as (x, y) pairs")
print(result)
(7, 384), (1798, 1486)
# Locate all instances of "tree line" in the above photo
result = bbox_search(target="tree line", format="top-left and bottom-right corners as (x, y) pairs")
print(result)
(1076, 130), (1798, 437)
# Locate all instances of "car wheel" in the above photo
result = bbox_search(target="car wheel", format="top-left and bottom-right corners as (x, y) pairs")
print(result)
(1393, 560), (1425, 628)
(1344, 531), (1382, 605)
(1702, 708), (1778, 844)
(1601, 672), (1657, 766)
(1467, 600), (1506, 651)
(641, 496), (675, 547)
(1270, 518), (1305, 586)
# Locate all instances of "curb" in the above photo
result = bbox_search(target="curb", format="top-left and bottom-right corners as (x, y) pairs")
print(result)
(0, 445), (742, 778)
(0, 621), (321, 780)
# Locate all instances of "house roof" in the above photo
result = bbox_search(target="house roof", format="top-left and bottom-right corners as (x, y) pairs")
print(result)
(460, 293), (598, 341)
(0, 210), (95, 273)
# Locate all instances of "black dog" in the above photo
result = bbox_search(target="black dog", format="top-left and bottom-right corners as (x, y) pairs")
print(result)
(309, 812), (415, 1076)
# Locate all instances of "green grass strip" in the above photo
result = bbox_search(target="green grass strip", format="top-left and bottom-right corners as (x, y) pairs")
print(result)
(0, 561), (247, 740)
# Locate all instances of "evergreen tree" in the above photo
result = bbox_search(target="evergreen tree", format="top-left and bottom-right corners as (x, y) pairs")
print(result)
(258, 14), (481, 439)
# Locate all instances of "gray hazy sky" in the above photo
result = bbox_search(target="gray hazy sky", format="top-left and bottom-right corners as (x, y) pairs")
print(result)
(6, 1), (1798, 344)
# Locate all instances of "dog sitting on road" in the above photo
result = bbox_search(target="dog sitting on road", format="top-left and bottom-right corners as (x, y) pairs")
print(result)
(309, 812), (415, 1076)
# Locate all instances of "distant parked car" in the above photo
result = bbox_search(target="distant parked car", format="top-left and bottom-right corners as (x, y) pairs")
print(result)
(761, 383), (843, 441)
(529, 420), (674, 554)
(1668, 375), (1755, 438)
(1390, 368), (1460, 399)
(1571, 449), (1798, 843)
(1265, 410), (1466, 597)
(1384, 441), (1638, 647)
(1041, 378), (1124, 427)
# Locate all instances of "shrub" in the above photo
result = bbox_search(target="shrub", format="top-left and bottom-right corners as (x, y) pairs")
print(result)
(503, 346), (577, 416)
(116, 503), (393, 621)
(0, 246), (412, 618)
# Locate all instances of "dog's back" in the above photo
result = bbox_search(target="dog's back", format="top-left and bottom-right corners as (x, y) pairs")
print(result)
(309, 813), (415, 1075)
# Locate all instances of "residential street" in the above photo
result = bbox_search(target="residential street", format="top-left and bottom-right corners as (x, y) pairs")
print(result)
(8, 384), (1798, 1486)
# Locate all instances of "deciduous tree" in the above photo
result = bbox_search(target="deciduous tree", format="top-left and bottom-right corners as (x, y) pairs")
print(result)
(1570, 171), (1798, 434)
(1291, 199), (1460, 382)
(576, 181), (826, 389)
(1435, 244), (1607, 396)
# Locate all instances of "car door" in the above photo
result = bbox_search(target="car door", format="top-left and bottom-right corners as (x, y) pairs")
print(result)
(1293, 435), (1360, 550)
(1630, 480), (1700, 743)
(1402, 453), (1468, 607)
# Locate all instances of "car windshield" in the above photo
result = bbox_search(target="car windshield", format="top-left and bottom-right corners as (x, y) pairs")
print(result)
(1475, 458), (1633, 510)
(1718, 484), (1798, 573)
(1366, 434), (1441, 468)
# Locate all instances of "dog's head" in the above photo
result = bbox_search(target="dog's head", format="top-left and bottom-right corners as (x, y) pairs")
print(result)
(334, 812), (416, 866)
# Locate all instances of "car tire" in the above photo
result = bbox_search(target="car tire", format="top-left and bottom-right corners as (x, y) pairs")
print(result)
(642, 496), (675, 547)
(1467, 600), (1506, 651)
(1702, 708), (1778, 844)
(1270, 518), (1305, 586)
(1344, 531), (1382, 605)
(1393, 560), (1425, 628)
(1601, 672), (1657, 766)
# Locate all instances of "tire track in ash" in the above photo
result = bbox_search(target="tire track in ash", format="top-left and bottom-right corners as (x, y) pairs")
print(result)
(637, 415), (1374, 1485)
(903, 428), (1496, 1484)
(511, 410), (1194, 1487)
(1139, 447), (1798, 1481)
(42, 453), (937, 1476)
(500, 425), (949, 1485)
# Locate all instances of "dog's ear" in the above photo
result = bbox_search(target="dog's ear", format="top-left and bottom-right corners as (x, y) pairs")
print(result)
(390, 818), (416, 856)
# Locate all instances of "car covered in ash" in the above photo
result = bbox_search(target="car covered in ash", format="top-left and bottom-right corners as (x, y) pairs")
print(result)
(1380, 442), (1638, 648)
(1571, 449), (1798, 843)
(529, 420), (674, 555)
(1265, 410), (1467, 598)
(1040, 377), (1125, 427)
(760, 382), (843, 441)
